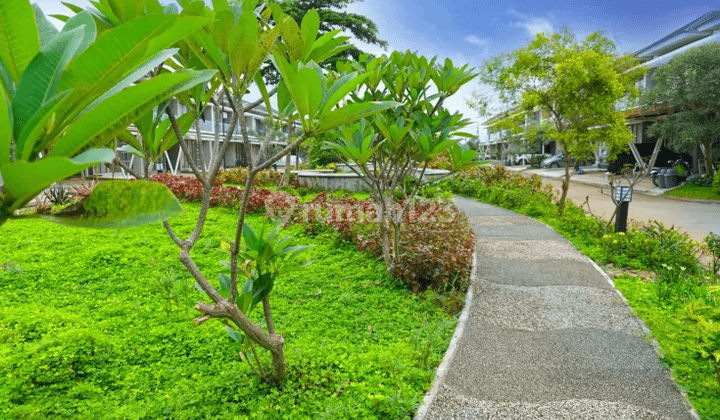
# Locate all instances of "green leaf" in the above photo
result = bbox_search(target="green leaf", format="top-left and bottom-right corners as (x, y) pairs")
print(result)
(1, 148), (114, 212)
(278, 13), (303, 61)
(320, 72), (365, 116)
(218, 273), (231, 291)
(58, 15), (209, 120)
(60, 10), (96, 56)
(188, 29), (229, 79)
(13, 25), (85, 141)
(244, 23), (281, 82)
(0, 0), (40, 83)
(228, 6), (257, 79)
(49, 70), (216, 159)
(33, 4), (59, 49)
(117, 144), (143, 158)
(297, 67), (322, 123)
(16, 90), (71, 161)
(300, 8), (319, 58)
(0, 77), (9, 165)
(225, 325), (243, 343)
(40, 180), (183, 229)
(158, 111), (194, 156)
(317, 101), (399, 133)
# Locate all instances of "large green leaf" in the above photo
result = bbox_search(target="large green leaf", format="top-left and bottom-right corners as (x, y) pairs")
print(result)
(83, 48), (178, 116)
(320, 72), (364, 115)
(0, 79), (9, 165)
(228, 4), (257, 79)
(300, 8), (319, 58)
(1, 147), (114, 212)
(16, 90), (71, 161)
(41, 180), (183, 229)
(57, 14), (209, 120)
(33, 4), (59, 49)
(297, 67), (322, 124)
(0, 0), (40, 83)
(13, 26), (85, 140)
(49, 70), (216, 158)
(60, 11), (97, 58)
(317, 101), (399, 133)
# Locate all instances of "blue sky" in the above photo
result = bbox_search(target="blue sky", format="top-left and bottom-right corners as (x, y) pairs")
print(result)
(36, 0), (720, 135)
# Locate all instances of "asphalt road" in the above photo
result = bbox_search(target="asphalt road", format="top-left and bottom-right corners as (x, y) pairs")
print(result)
(543, 177), (720, 243)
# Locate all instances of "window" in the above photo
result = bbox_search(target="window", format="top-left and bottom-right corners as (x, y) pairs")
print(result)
(256, 119), (266, 137)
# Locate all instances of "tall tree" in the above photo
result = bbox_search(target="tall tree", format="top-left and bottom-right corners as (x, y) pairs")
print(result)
(481, 29), (645, 214)
(643, 43), (720, 174)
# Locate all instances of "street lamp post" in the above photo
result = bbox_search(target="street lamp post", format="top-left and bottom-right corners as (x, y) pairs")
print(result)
(614, 186), (633, 232)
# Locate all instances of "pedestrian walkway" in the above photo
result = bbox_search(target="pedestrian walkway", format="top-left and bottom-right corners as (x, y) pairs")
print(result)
(418, 196), (697, 420)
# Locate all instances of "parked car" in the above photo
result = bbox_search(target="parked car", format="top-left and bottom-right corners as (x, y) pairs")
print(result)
(541, 153), (594, 169)
(514, 153), (533, 165)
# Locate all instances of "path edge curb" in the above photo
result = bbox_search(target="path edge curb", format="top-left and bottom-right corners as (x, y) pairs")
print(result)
(413, 251), (477, 420)
(584, 254), (702, 420)
(539, 218), (703, 420)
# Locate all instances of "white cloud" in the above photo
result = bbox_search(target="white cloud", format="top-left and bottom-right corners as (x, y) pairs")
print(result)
(464, 35), (487, 46)
(508, 9), (554, 37)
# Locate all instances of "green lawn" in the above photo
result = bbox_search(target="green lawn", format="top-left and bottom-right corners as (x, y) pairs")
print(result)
(666, 185), (720, 200)
(0, 203), (454, 419)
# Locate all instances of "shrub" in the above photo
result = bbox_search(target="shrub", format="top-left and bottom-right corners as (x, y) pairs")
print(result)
(308, 142), (339, 168)
(44, 182), (75, 205)
(714, 166), (720, 194)
(685, 174), (713, 187)
(150, 173), (294, 213)
(271, 192), (474, 293)
(215, 168), (283, 186)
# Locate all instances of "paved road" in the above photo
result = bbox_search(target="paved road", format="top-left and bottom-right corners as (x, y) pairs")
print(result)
(421, 197), (696, 420)
(541, 176), (720, 243)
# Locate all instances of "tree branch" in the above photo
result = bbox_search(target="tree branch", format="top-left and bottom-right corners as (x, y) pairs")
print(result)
(114, 157), (143, 179)
(166, 107), (205, 184)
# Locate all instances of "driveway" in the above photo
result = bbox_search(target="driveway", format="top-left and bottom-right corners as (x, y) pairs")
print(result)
(511, 166), (720, 242)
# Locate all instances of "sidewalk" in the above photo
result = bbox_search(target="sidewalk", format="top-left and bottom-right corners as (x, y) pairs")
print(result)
(417, 196), (697, 420)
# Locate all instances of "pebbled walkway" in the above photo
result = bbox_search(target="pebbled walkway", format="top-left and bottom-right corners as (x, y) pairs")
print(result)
(419, 196), (697, 420)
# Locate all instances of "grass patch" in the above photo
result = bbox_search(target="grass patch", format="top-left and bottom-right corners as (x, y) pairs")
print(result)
(0, 203), (455, 419)
(666, 185), (720, 200)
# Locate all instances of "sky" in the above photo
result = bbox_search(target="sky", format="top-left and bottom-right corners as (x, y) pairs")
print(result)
(35, 0), (720, 138)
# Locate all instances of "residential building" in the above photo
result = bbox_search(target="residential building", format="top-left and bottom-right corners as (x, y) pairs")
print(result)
(90, 99), (294, 179)
(618, 10), (720, 172)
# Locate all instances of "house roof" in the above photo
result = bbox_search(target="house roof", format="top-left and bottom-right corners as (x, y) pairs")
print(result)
(634, 11), (720, 61)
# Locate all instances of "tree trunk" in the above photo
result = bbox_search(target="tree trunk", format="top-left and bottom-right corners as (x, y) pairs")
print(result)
(557, 154), (571, 215)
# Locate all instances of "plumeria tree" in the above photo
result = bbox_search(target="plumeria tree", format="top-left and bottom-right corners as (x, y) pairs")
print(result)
(62, 0), (396, 382)
(0, 0), (215, 227)
(326, 51), (480, 270)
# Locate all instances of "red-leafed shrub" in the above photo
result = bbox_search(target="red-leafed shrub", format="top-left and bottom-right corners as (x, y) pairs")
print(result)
(150, 174), (295, 214)
(271, 192), (474, 292)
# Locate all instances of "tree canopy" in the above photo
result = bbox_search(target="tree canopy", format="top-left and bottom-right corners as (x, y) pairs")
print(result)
(480, 29), (644, 213)
(643, 43), (720, 174)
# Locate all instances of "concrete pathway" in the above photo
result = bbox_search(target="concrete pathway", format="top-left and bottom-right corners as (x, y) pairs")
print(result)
(419, 196), (697, 420)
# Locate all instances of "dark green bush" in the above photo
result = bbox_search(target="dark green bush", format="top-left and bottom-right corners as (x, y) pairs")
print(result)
(686, 173), (714, 187)
(308, 142), (339, 168)
(713, 166), (720, 194)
